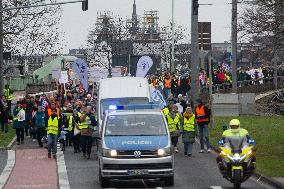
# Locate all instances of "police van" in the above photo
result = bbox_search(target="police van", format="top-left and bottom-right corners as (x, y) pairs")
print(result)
(99, 104), (174, 187)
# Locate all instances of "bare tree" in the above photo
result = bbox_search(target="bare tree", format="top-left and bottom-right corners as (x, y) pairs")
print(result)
(239, 0), (284, 65)
(3, 0), (63, 58)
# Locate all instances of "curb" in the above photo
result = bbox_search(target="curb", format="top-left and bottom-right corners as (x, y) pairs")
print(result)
(211, 145), (284, 189)
(0, 136), (16, 151)
(253, 173), (284, 189)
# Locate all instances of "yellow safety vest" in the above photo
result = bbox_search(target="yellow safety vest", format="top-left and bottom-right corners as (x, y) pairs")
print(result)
(78, 115), (94, 130)
(77, 112), (82, 117)
(13, 109), (24, 121)
(47, 116), (59, 135)
(183, 115), (195, 132)
(4, 88), (13, 101)
(166, 114), (180, 133)
(68, 116), (73, 132)
(222, 128), (248, 138)
(163, 107), (169, 116)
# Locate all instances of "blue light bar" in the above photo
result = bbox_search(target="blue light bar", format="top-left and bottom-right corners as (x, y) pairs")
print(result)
(248, 139), (255, 145)
(109, 105), (118, 110)
(218, 139), (224, 146)
(108, 104), (159, 110)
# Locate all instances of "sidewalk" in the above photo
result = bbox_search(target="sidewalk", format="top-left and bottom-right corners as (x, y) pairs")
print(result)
(4, 138), (58, 189)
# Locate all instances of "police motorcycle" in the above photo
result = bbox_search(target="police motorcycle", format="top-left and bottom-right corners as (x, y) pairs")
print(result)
(216, 125), (256, 189)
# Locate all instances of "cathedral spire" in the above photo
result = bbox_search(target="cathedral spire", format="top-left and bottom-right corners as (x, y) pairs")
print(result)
(132, 0), (136, 16)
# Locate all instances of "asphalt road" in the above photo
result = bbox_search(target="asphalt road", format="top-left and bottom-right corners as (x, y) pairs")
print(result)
(64, 140), (271, 189)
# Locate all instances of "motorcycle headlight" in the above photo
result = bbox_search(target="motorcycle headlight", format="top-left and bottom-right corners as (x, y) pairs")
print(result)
(103, 149), (117, 157)
(220, 150), (227, 156)
(246, 150), (252, 156)
(157, 147), (172, 157)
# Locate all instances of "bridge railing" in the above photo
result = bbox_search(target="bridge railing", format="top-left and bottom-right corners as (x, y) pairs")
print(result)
(200, 76), (284, 94)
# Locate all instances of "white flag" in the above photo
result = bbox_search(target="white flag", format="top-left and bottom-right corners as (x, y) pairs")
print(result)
(136, 56), (153, 77)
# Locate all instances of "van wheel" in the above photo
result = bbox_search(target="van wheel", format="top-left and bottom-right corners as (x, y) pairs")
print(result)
(163, 176), (174, 186)
(99, 170), (109, 188)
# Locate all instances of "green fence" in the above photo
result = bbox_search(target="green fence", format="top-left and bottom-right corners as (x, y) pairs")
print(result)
(4, 77), (34, 91)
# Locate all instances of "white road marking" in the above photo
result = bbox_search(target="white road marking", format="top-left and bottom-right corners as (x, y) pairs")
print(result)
(156, 187), (163, 189)
(210, 186), (223, 189)
(141, 179), (148, 188)
(195, 137), (201, 144)
(0, 150), (15, 188)
(12, 183), (52, 188)
(56, 143), (70, 189)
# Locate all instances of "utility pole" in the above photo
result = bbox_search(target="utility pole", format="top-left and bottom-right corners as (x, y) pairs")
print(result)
(208, 53), (212, 99)
(231, 0), (238, 93)
(190, 0), (200, 105)
(0, 0), (3, 95)
(170, 0), (175, 73)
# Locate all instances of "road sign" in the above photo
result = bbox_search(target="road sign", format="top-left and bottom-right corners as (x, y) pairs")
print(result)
(198, 22), (211, 50)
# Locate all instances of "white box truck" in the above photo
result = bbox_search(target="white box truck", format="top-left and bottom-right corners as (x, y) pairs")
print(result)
(97, 77), (151, 127)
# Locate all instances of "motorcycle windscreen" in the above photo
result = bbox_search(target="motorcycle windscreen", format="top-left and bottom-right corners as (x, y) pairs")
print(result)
(225, 136), (247, 153)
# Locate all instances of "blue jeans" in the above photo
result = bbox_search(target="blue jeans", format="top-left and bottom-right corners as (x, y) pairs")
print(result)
(181, 87), (187, 97)
(198, 124), (210, 150)
(48, 134), (58, 155)
(80, 135), (93, 155)
(171, 88), (179, 98)
(1, 122), (8, 132)
(184, 142), (193, 155)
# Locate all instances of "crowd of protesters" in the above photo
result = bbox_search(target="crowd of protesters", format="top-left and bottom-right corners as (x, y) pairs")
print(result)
(1, 63), (283, 159)
(8, 82), (98, 160)
(1, 76), (214, 158)
(147, 65), (283, 99)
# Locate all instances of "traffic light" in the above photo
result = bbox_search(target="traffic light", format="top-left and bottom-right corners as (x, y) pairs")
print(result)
(82, 0), (88, 11)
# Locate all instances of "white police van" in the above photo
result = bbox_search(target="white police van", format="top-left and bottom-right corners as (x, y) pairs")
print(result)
(99, 104), (174, 187)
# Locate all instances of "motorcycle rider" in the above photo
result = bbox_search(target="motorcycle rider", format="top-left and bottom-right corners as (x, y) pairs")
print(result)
(216, 118), (256, 185)
(217, 118), (254, 164)
(222, 119), (249, 139)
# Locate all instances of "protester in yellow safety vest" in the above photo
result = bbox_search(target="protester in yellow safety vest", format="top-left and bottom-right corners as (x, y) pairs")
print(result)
(163, 107), (170, 116)
(182, 107), (196, 157)
(63, 103), (73, 147)
(78, 106), (97, 159)
(47, 108), (61, 159)
(3, 85), (13, 112)
(166, 105), (182, 153)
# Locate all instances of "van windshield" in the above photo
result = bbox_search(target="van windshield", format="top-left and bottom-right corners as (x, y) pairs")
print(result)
(105, 114), (167, 136)
(100, 97), (149, 118)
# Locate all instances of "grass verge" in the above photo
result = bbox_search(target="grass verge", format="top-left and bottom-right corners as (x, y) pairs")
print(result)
(210, 116), (284, 177)
(0, 124), (16, 148)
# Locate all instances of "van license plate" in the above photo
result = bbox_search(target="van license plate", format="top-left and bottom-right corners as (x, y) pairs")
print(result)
(127, 170), (148, 175)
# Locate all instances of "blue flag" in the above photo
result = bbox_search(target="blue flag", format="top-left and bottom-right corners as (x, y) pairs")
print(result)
(72, 58), (88, 91)
(150, 86), (168, 109)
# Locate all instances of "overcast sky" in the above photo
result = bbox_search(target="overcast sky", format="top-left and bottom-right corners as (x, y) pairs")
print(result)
(60, 0), (233, 53)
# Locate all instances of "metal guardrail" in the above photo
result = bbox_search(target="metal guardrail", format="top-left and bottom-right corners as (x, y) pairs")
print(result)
(200, 76), (284, 94)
